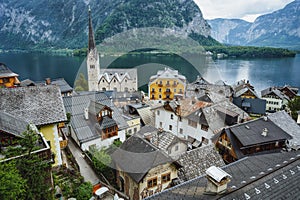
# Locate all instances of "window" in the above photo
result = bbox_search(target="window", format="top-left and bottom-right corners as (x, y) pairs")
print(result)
(159, 95), (162, 99)
(128, 129), (132, 134)
(174, 89), (176, 92)
(202, 137), (209, 145)
(147, 177), (157, 188)
(159, 88), (162, 92)
(125, 87), (129, 92)
(134, 127), (137, 133)
(102, 79), (105, 82)
(159, 81), (162, 85)
(179, 89), (182, 93)
(152, 88), (155, 92)
(157, 110), (160, 115)
(201, 124), (209, 131)
(161, 173), (171, 184)
(175, 145), (179, 151)
(152, 94), (155, 99)
(169, 125), (172, 131)
(171, 114), (173, 119)
(102, 87), (106, 91)
(90, 65), (95, 69)
(188, 119), (197, 128)
(114, 79), (116, 83)
(179, 128), (183, 134)
(159, 122), (163, 127)
(167, 81), (170, 85)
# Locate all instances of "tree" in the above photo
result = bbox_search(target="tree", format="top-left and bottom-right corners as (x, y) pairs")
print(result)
(3, 125), (52, 200)
(89, 146), (112, 174)
(74, 182), (93, 200)
(0, 161), (26, 200)
(288, 96), (300, 121)
(75, 73), (88, 91)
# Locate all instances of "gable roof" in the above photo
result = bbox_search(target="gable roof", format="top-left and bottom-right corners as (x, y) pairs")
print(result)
(146, 151), (300, 200)
(0, 63), (19, 78)
(0, 85), (67, 126)
(0, 111), (29, 137)
(112, 134), (175, 183)
(261, 87), (289, 100)
(229, 117), (292, 147)
(63, 92), (128, 143)
(234, 86), (259, 98)
(99, 68), (137, 83)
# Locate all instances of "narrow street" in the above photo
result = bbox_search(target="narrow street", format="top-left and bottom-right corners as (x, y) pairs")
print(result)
(67, 138), (100, 185)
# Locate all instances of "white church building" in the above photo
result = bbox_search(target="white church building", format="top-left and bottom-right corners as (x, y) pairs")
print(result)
(87, 8), (137, 92)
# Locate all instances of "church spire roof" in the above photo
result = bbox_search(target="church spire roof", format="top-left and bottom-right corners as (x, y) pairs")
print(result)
(88, 6), (96, 52)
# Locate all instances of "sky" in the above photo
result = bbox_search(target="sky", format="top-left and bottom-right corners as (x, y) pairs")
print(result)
(194, 0), (294, 22)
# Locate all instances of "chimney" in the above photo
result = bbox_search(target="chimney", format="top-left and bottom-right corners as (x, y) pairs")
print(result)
(84, 107), (89, 120)
(262, 128), (268, 137)
(205, 166), (231, 195)
(45, 78), (51, 85)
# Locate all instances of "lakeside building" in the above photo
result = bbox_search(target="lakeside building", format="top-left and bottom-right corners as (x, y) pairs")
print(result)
(145, 151), (300, 200)
(232, 80), (266, 116)
(148, 68), (186, 100)
(152, 98), (249, 147)
(214, 115), (295, 163)
(298, 111), (300, 125)
(0, 63), (20, 88)
(63, 91), (129, 151)
(0, 85), (68, 166)
(20, 78), (74, 97)
(112, 134), (181, 200)
(86, 9), (137, 92)
(261, 87), (290, 112)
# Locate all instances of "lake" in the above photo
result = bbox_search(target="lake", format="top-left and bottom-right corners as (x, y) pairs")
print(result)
(0, 52), (299, 95)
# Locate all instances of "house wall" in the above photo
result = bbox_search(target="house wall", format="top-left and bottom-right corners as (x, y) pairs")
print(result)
(262, 96), (283, 111)
(117, 166), (140, 200)
(126, 117), (141, 136)
(98, 75), (137, 92)
(297, 112), (300, 124)
(154, 107), (213, 144)
(155, 108), (179, 136)
(81, 129), (126, 151)
(39, 124), (63, 166)
(149, 78), (185, 100)
(0, 76), (18, 88)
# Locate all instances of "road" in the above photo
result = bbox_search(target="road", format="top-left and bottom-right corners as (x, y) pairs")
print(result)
(67, 138), (100, 185)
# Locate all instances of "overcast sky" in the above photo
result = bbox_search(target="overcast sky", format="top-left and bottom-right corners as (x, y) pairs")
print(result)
(194, 0), (294, 22)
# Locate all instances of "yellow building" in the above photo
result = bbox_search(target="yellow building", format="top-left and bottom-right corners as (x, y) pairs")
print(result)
(149, 68), (186, 100)
(0, 63), (20, 88)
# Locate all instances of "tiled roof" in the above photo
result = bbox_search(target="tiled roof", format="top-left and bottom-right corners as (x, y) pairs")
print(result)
(146, 151), (300, 200)
(230, 117), (292, 147)
(177, 145), (225, 181)
(112, 134), (174, 183)
(0, 85), (67, 126)
(63, 92), (128, 143)
(50, 78), (73, 93)
(268, 111), (300, 149)
(0, 63), (18, 78)
(0, 111), (29, 137)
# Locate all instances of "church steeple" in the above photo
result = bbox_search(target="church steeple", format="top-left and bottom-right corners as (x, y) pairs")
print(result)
(87, 6), (100, 91)
(88, 6), (96, 52)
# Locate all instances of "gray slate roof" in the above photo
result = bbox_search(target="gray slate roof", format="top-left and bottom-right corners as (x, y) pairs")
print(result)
(233, 97), (266, 115)
(112, 134), (174, 183)
(0, 111), (29, 137)
(0, 85), (67, 126)
(230, 117), (292, 147)
(261, 87), (289, 100)
(63, 92), (128, 143)
(146, 151), (300, 200)
(177, 145), (225, 181)
(0, 63), (18, 78)
(201, 100), (250, 133)
(268, 111), (300, 149)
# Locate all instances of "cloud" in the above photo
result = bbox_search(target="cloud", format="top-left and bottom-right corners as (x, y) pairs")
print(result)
(194, 0), (294, 22)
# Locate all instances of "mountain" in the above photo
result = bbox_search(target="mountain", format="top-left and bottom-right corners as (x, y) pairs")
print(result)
(0, 0), (216, 50)
(208, 0), (300, 49)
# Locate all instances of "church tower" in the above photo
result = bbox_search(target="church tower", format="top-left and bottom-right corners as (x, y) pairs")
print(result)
(87, 7), (100, 91)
